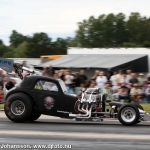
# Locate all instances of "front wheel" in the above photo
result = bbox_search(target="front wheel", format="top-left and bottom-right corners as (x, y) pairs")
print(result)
(4, 93), (33, 123)
(118, 104), (140, 126)
(132, 103), (144, 123)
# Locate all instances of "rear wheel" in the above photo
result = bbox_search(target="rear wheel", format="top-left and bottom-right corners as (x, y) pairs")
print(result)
(118, 104), (140, 126)
(4, 93), (32, 123)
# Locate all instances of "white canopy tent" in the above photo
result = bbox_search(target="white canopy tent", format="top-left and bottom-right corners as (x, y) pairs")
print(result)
(36, 54), (148, 72)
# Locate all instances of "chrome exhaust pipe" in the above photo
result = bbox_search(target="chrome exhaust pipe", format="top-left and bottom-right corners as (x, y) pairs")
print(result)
(77, 106), (92, 118)
(69, 114), (77, 118)
(69, 105), (93, 119)
(78, 104), (87, 114)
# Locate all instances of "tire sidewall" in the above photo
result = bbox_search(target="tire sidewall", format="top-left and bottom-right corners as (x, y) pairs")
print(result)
(4, 93), (32, 122)
(27, 111), (41, 121)
(132, 103), (144, 110)
(132, 103), (144, 124)
(118, 104), (140, 126)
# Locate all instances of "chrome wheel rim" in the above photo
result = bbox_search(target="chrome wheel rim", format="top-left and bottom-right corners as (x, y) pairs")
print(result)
(11, 100), (25, 115)
(121, 107), (136, 123)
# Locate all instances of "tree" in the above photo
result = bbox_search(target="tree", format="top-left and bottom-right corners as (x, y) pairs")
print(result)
(123, 42), (137, 47)
(75, 12), (150, 48)
(3, 51), (14, 58)
(65, 37), (79, 47)
(75, 13), (127, 47)
(26, 32), (52, 58)
(9, 30), (27, 47)
(143, 41), (150, 47)
(75, 19), (90, 47)
(52, 38), (67, 54)
(114, 13), (127, 46)
(13, 41), (28, 57)
(0, 39), (10, 57)
(0, 39), (3, 45)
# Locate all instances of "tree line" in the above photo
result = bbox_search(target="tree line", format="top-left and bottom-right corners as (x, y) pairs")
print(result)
(1, 12), (150, 58)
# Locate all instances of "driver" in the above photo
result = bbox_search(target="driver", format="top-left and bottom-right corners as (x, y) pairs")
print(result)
(43, 82), (58, 91)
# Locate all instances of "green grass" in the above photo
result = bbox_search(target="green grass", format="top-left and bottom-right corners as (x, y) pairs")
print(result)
(141, 103), (150, 112)
(0, 104), (4, 109)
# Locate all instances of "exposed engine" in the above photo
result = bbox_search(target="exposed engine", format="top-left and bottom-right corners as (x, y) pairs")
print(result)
(71, 88), (107, 121)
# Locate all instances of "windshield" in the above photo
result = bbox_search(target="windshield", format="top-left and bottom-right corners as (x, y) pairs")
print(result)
(57, 79), (68, 93)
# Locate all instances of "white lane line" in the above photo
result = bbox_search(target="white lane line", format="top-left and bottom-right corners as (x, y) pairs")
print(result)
(0, 130), (150, 140)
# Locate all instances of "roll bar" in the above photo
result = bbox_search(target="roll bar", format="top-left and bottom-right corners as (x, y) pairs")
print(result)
(13, 61), (35, 80)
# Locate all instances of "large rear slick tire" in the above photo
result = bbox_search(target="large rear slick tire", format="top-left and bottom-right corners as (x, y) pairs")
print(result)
(118, 104), (140, 126)
(4, 93), (32, 123)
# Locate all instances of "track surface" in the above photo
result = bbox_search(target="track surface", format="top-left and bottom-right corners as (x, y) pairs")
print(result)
(0, 112), (150, 150)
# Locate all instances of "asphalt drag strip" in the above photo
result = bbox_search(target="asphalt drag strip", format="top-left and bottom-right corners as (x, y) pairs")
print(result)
(0, 130), (150, 140)
(1, 112), (150, 150)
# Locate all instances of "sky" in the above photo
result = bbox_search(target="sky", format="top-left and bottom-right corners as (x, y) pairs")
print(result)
(0, 0), (150, 45)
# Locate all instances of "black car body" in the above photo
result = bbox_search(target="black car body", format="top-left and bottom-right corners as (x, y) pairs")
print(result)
(5, 75), (77, 121)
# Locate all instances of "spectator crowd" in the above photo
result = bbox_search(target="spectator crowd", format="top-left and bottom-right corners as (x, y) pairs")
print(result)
(0, 69), (20, 102)
(1, 65), (150, 104)
(42, 66), (150, 103)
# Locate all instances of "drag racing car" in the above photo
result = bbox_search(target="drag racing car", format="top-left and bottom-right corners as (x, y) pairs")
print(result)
(2, 59), (150, 126)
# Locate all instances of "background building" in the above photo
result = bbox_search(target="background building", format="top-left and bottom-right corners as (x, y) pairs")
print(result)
(35, 48), (149, 78)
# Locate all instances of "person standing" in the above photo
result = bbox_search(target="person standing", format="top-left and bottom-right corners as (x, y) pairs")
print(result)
(91, 70), (99, 80)
(47, 65), (55, 77)
(118, 86), (129, 102)
(79, 70), (88, 84)
(145, 84), (150, 103)
(129, 73), (139, 85)
(64, 70), (74, 86)
(146, 73), (150, 84)
(138, 73), (146, 88)
(126, 70), (132, 83)
(96, 71), (108, 88)
(116, 70), (124, 84)
(73, 72), (84, 95)
(109, 71), (117, 89)
(0, 70), (4, 83)
(0, 85), (3, 101)
(58, 69), (65, 81)
(64, 70), (74, 94)
(130, 84), (142, 102)
(73, 72), (82, 87)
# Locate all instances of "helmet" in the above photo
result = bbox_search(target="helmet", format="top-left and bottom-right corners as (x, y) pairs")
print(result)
(5, 81), (15, 90)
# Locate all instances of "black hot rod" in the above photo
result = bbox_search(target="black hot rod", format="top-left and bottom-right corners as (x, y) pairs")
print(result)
(3, 58), (150, 126)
